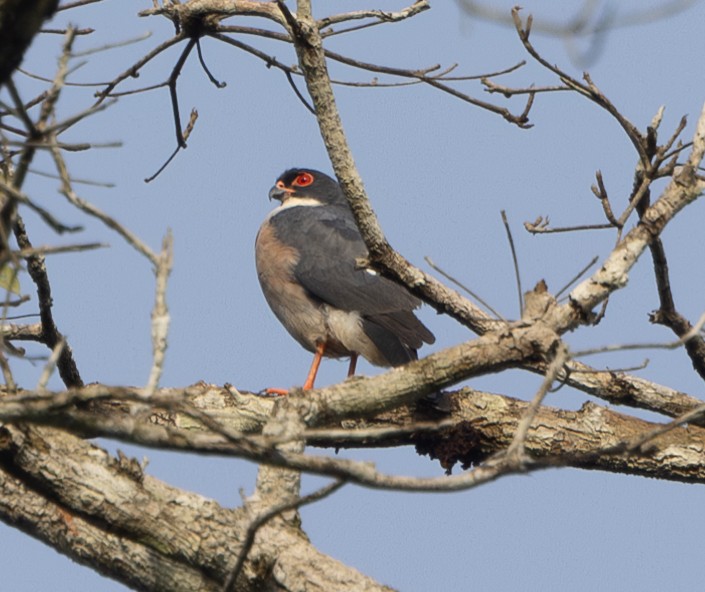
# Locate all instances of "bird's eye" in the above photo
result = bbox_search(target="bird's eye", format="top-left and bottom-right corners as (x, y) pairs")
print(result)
(293, 172), (314, 186)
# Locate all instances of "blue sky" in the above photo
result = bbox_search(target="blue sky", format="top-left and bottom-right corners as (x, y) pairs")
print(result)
(3, 1), (705, 590)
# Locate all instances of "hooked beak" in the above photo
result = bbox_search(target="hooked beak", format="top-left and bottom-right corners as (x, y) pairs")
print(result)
(268, 184), (293, 202)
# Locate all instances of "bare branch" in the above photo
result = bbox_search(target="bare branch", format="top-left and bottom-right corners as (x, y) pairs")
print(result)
(424, 256), (506, 321)
(195, 38), (226, 88)
(0, 180), (83, 233)
(0, 348), (16, 390)
(145, 108), (199, 182)
(511, 8), (648, 163)
(145, 232), (173, 395)
(524, 216), (613, 234)
(505, 344), (568, 461)
(561, 103), (705, 328)
(96, 33), (187, 101)
(223, 480), (345, 592)
(318, 1), (429, 30)
(4, 382), (705, 486)
(500, 210), (523, 316)
(48, 139), (159, 265)
(168, 38), (197, 149)
(13, 216), (83, 387)
(57, 0), (105, 11)
(555, 255), (599, 300)
(0, 322), (43, 341)
(625, 401), (705, 454)
(36, 338), (65, 391)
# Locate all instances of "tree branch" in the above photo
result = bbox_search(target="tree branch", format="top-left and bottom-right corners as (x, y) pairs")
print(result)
(0, 424), (394, 591)
(2, 376), (705, 485)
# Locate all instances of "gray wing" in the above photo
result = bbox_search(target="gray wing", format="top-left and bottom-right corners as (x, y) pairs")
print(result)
(269, 205), (435, 352)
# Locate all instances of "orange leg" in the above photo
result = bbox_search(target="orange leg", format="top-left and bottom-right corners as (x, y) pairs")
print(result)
(263, 342), (327, 396)
(303, 341), (326, 390)
(347, 353), (358, 378)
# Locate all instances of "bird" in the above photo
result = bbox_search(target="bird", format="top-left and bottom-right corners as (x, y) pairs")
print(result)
(255, 167), (435, 391)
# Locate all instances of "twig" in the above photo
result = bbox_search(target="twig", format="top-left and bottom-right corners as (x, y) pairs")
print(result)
(504, 343), (568, 462)
(500, 210), (523, 316)
(144, 109), (198, 182)
(145, 233), (173, 396)
(168, 38), (197, 148)
(524, 217), (613, 234)
(650, 306), (705, 382)
(615, 175), (652, 230)
(424, 256), (505, 321)
(284, 70), (315, 114)
(4, 80), (37, 205)
(48, 140), (158, 265)
(196, 38), (226, 88)
(591, 169), (618, 226)
(72, 31), (153, 58)
(57, 0), (105, 11)
(13, 216), (83, 387)
(0, 263), (22, 341)
(40, 27), (93, 35)
(0, 323), (43, 341)
(11, 243), (106, 260)
(574, 310), (705, 358)
(0, 90), (48, 120)
(27, 167), (115, 188)
(318, 1), (430, 30)
(37, 29), (78, 128)
(207, 32), (315, 114)
(37, 338), (66, 392)
(482, 79), (570, 95)
(43, 98), (116, 136)
(222, 481), (345, 592)
(96, 33), (187, 101)
(106, 82), (169, 98)
(211, 11), (533, 126)
(0, 180), (84, 234)
(625, 401), (705, 454)
(511, 7), (647, 163)
(0, 296), (31, 310)
(324, 46), (533, 128)
(555, 255), (599, 299)
(0, 347), (16, 390)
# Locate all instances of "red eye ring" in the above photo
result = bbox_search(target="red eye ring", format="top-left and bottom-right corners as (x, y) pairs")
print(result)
(293, 172), (314, 187)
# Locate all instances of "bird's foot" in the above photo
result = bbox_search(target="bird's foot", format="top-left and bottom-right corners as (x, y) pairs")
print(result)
(258, 387), (290, 397)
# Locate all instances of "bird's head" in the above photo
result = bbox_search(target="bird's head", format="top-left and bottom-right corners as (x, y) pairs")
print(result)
(268, 168), (346, 206)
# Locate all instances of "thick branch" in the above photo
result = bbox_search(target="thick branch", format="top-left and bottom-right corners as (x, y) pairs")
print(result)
(0, 467), (220, 591)
(138, 0), (286, 28)
(2, 377), (705, 485)
(336, 388), (705, 482)
(0, 424), (390, 591)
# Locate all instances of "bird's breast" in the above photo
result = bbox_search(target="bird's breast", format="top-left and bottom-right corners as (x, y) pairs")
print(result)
(255, 220), (328, 353)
